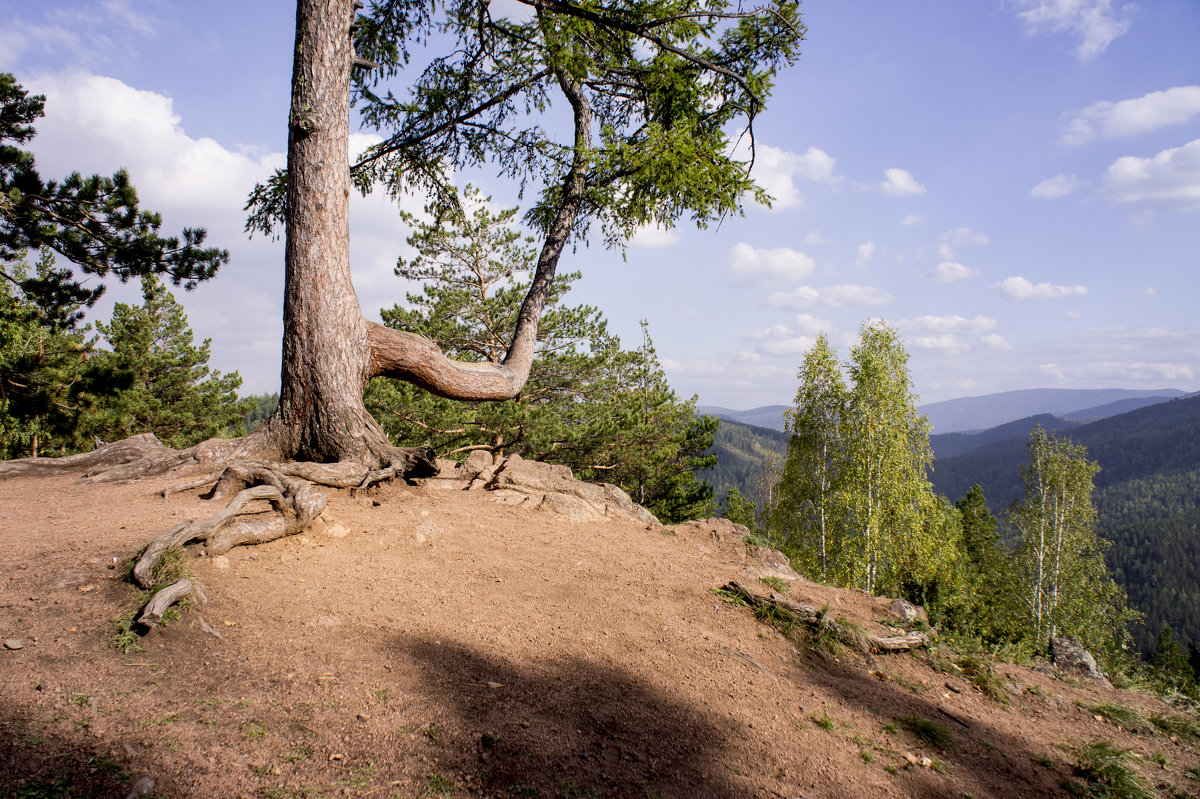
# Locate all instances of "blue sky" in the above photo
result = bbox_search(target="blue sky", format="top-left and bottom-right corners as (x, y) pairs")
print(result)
(2, 0), (1198, 411)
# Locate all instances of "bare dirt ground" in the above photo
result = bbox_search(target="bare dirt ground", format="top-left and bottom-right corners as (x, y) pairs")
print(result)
(2, 471), (1199, 799)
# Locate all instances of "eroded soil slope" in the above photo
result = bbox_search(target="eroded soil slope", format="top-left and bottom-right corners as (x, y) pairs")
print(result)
(1, 472), (1198, 798)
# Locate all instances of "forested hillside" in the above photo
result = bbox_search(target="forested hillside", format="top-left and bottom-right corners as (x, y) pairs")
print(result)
(698, 419), (788, 512)
(930, 394), (1200, 654)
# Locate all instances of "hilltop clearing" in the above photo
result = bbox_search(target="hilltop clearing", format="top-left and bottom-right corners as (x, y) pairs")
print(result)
(2, 472), (1199, 798)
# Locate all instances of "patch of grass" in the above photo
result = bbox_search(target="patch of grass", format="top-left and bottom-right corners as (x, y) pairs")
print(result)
(1150, 712), (1200, 739)
(860, 750), (875, 763)
(758, 576), (791, 594)
(373, 688), (389, 701)
(111, 547), (195, 653)
(1079, 702), (1149, 733)
(1073, 740), (1155, 799)
(882, 722), (898, 735)
(1035, 755), (1054, 768)
(897, 713), (953, 750)
(710, 586), (748, 607)
(754, 602), (800, 639)
(349, 762), (377, 789)
(810, 711), (836, 732)
(241, 721), (270, 740)
(743, 533), (770, 549)
(111, 607), (143, 654)
(887, 673), (928, 696)
(509, 785), (540, 797)
(930, 758), (951, 774)
(422, 723), (441, 743)
(1186, 764), (1200, 781)
(956, 652), (1009, 705)
(833, 616), (874, 654)
(283, 744), (313, 763)
(10, 778), (73, 798)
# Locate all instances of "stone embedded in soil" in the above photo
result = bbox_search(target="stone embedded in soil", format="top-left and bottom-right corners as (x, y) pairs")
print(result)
(3, 638), (22, 650)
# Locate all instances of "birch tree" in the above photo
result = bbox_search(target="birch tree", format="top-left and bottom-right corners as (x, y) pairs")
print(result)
(1011, 426), (1133, 658)
(842, 322), (934, 595)
(768, 333), (847, 581)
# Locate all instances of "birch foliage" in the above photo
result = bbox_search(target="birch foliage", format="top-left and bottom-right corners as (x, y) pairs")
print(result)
(1011, 426), (1134, 660)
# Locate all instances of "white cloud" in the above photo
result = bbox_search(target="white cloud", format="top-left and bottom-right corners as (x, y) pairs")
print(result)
(1030, 173), (1080, 199)
(1102, 138), (1200, 211)
(1014, 0), (1137, 62)
(900, 213), (923, 227)
(804, 230), (833, 245)
(1060, 86), (1200, 146)
(769, 284), (894, 309)
(24, 72), (428, 395)
(854, 241), (875, 267)
(744, 324), (818, 356)
(751, 144), (839, 210)
(1141, 286), (1158, 297)
(989, 276), (1089, 300)
(895, 315), (1000, 355)
(936, 226), (990, 259)
(980, 334), (1013, 350)
(923, 261), (980, 283)
(794, 313), (834, 335)
(879, 168), (926, 197)
(728, 242), (815, 285)
(628, 224), (680, 248)
(1063, 310), (1084, 320)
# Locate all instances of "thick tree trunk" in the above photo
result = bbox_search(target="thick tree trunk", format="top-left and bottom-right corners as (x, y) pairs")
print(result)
(278, 0), (383, 464)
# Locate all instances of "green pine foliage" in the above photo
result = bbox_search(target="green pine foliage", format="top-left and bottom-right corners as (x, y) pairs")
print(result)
(0, 251), (95, 457)
(242, 392), (279, 433)
(722, 486), (758, 532)
(80, 276), (251, 449)
(365, 189), (715, 523)
(0, 74), (225, 329)
(697, 419), (788, 517)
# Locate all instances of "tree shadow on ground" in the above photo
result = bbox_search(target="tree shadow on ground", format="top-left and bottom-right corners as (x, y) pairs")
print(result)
(391, 633), (749, 798)
(798, 649), (1073, 799)
(0, 703), (137, 799)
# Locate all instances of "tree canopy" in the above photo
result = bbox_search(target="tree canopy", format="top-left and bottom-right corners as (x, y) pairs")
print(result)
(365, 188), (716, 522)
(0, 74), (227, 329)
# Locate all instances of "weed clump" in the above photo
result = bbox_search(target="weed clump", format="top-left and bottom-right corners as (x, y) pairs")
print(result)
(1069, 740), (1155, 799)
(897, 713), (953, 750)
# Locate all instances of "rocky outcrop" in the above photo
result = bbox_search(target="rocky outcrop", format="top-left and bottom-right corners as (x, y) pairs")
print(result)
(1049, 635), (1112, 687)
(420, 452), (660, 527)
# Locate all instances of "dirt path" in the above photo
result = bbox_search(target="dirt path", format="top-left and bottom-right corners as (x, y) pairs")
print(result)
(1, 473), (1197, 798)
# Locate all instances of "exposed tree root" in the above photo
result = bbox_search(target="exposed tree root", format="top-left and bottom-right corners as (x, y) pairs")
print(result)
(138, 578), (194, 627)
(0, 428), (436, 488)
(721, 581), (931, 653)
(133, 467), (327, 589)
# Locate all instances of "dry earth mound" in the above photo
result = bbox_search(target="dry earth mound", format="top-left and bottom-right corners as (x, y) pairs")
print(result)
(2, 469), (1199, 798)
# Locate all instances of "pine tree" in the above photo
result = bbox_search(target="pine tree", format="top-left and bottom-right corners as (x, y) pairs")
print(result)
(768, 333), (847, 581)
(365, 193), (715, 522)
(0, 251), (94, 457)
(82, 276), (250, 448)
(1010, 426), (1136, 661)
(592, 323), (716, 523)
(723, 486), (757, 532)
(950, 484), (1017, 641)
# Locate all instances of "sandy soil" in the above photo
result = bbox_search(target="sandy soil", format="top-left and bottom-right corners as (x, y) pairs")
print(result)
(1, 471), (1198, 799)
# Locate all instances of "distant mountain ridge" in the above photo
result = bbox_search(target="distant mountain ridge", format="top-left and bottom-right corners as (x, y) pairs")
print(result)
(920, 388), (1187, 434)
(698, 405), (789, 432)
(702, 388), (1191, 437)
